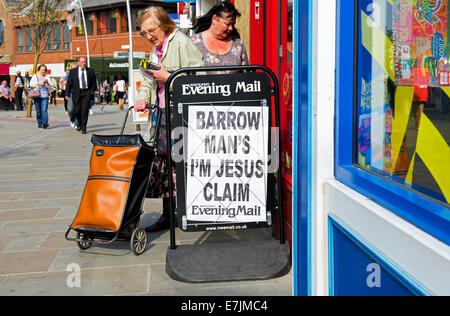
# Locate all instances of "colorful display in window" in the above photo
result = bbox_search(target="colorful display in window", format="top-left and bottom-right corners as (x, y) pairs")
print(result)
(357, 0), (450, 204)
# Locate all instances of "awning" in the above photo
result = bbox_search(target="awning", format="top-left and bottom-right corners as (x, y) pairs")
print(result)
(0, 64), (10, 75)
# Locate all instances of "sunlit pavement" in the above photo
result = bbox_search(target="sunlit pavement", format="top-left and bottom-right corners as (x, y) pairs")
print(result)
(0, 103), (291, 296)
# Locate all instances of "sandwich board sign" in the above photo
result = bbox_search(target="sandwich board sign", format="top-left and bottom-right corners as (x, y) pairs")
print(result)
(171, 71), (275, 232)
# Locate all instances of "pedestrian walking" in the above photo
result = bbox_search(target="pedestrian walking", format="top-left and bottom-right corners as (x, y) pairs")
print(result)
(60, 68), (70, 114)
(65, 62), (79, 129)
(0, 80), (12, 111)
(29, 65), (51, 129)
(50, 88), (57, 106)
(104, 80), (112, 104)
(114, 76), (127, 110)
(15, 71), (25, 111)
(65, 56), (97, 134)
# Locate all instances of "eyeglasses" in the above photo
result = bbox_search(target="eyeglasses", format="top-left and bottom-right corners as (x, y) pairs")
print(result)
(140, 26), (160, 38)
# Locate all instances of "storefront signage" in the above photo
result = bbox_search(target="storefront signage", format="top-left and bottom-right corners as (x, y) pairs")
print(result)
(108, 62), (129, 69)
(171, 72), (275, 231)
(185, 105), (269, 224)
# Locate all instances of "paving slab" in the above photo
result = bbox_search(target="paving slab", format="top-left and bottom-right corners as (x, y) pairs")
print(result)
(0, 105), (292, 296)
(0, 265), (149, 296)
(0, 249), (59, 275)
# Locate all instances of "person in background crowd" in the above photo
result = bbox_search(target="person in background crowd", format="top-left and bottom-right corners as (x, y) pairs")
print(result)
(30, 65), (51, 129)
(65, 62), (79, 129)
(65, 56), (97, 134)
(114, 75), (127, 110)
(104, 80), (112, 104)
(60, 68), (70, 115)
(0, 80), (12, 111)
(15, 71), (25, 111)
(134, 5), (204, 232)
(99, 83), (104, 103)
(50, 85), (57, 106)
(191, 2), (248, 71)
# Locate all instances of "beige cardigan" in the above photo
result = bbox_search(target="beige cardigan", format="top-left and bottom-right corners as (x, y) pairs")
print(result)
(136, 30), (204, 107)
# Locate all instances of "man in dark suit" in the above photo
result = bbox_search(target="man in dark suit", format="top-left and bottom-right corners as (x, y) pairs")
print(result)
(65, 56), (97, 134)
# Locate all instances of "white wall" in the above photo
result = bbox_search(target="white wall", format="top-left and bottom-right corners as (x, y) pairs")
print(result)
(325, 180), (450, 295)
(310, 0), (336, 296)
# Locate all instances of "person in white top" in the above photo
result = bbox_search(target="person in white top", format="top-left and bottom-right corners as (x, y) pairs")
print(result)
(15, 71), (25, 111)
(113, 75), (127, 110)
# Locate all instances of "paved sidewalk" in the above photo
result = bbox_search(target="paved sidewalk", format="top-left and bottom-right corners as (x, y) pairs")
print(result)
(0, 104), (292, 296)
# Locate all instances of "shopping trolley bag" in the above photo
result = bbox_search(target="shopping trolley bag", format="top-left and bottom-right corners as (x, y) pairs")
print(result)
(66, 133), (154, 255)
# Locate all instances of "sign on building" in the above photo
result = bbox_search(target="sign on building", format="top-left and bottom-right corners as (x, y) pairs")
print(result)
(171, 71), (275, 231)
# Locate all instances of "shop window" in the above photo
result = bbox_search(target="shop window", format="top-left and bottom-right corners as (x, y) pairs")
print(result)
(63, 23), (70, 49)
(336, 1), (449, 244)
(98, 10), (117, 34)
(0, 20), (3, 47)
(25, 27), (32, 52)
(355, 0), (450, 206)
(109, 10), (117, 34)
(53, 24), (61, 50)
(78, 12), (94, 36)
(121, 9), (128, 33)
(45, 26), (51, 51)
(17, 28), (23, 52)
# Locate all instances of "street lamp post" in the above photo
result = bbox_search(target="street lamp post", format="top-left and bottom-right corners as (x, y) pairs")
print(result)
(67, 0), (90, 67)
(77, 0), (90, 67)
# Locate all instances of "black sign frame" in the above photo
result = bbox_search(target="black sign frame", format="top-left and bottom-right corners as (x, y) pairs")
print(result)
(164, 66), (285, 249)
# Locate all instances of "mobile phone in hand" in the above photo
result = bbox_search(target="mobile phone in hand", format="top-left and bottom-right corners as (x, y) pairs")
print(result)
(145, 62), (161, 71)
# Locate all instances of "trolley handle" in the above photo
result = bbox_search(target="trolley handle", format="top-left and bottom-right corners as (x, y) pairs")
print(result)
(120, 104), (156, 135)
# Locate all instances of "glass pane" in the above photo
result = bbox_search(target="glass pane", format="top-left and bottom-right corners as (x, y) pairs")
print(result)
(25, 28), (32, 52)
(63, 23), (70, 49)
(108, 10), (117, 33)
(17, 28), (23, 52)
(45, 26), (51, 50)
(356, 0), (450, 205)
(0, 20), (3, 47)
(53, 25), (61, 50)
(86, 13), (94, 35)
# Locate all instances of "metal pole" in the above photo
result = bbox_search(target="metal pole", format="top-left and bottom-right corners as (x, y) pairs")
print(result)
(125, 0), (134, 108)
(78, 0), (90, 67)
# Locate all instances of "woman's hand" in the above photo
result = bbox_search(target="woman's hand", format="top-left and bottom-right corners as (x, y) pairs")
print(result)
(151, 64), (170, 83)
(134, 100), (148, 112)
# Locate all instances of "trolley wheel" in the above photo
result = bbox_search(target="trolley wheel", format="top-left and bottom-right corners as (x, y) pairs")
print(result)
(76, 232), (93, 250)
(131, 227), (147, 256)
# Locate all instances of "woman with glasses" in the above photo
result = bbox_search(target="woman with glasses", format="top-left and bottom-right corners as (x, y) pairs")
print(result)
(190, 2), (248, 71)
(134, 6), (203, 232)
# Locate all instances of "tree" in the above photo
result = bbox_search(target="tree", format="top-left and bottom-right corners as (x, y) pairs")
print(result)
(10, 0), (67, 117)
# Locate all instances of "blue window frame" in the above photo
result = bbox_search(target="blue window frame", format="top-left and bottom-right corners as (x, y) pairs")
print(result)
(336, 0), (450, 245)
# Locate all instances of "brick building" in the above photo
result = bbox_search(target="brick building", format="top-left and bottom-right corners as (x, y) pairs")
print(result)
(5, 0), (177, 90)
(71, 0), (177, 84)
(0, 0), (16, 85)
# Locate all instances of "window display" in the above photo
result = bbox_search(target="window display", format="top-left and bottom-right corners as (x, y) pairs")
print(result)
(356, 0), (450, 205)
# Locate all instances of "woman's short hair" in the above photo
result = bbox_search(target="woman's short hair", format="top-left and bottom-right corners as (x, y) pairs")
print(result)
(38, 64), (47, 72)
(137, 6), (176, 35)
